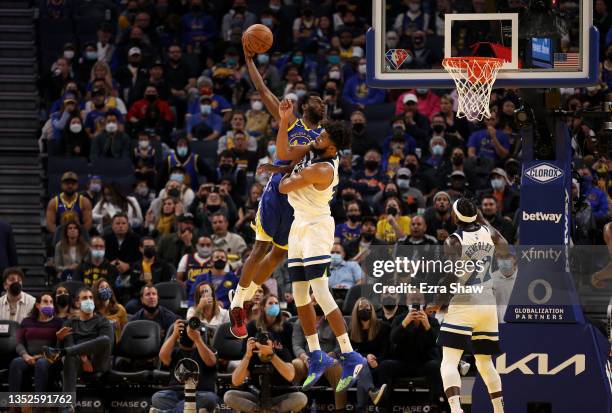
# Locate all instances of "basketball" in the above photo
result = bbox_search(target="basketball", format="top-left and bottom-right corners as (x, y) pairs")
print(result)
(243, 24), (273, 54)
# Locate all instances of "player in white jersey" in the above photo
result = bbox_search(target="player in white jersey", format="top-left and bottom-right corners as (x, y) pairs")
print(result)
(275, 98), (368, 394)
(431, 198), (509, 413)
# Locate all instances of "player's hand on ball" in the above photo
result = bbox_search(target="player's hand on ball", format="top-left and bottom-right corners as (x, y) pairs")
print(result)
(257, 163), (275, 175)
(279, 98), (293, 120)
(242, 34), (255, 59)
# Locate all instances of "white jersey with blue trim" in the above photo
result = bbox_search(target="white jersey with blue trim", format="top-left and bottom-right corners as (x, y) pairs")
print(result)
(287, 151), (339, 219)
(449, 224), (496, 305)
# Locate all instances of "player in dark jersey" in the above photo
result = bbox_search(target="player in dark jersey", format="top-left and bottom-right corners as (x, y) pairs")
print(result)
(228, 38), (326, 338)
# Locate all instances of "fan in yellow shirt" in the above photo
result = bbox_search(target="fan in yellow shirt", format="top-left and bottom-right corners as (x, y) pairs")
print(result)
(376, 197), (411, 243)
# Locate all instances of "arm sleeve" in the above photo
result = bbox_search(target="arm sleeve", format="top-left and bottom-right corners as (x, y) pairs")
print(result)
(177, 254), (189, 273)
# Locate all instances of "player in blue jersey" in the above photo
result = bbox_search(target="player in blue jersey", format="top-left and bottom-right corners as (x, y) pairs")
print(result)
(228, 37), (325, 338)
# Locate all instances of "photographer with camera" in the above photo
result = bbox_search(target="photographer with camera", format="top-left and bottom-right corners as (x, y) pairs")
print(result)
(150, 317), (218, 413)
(224, 294), (307, 413)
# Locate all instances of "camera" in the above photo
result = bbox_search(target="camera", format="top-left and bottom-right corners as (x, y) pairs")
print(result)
(179, 317), (205, 347)
(255, 330), (270, 345)
(387, 206), (398, 216)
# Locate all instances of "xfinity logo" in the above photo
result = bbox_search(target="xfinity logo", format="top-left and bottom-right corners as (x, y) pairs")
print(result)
(525, 163), (564, 183)
(521, 247), (562, 262)
(522, 211), (563, 224)
(497, 353), (585, 376)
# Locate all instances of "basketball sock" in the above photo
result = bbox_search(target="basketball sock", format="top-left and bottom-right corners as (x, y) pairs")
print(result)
(306, 334), (321, 352)
(448, 395), (462, 413)
(492, 396), (504, 413)
(230, 284), (249, 309)
(244, 281), (260, 301)
(337, 333), (353, 354)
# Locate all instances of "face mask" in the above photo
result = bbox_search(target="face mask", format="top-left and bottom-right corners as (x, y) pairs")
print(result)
(41, 306), (55, 317)
(397, 178), (410, 189)
(261, 17), (273, 27)
(364, 160), (379, 170)
(324, 88), (336, 97)
(266, 303), (280, 317)
(353, 122), (365, 133)
(295, 89), (307, 99)
(347, 214), (360, 223)
(197, 246), (212, 258)
(251, 100), (263, 111)
(70, 123), (82, 133)
(200, 104), (212, 115)
(63, 50), (75, 59)
(330, 253), (343, 266)
(91, 249), (105, 260)
(292, 55), (304, 65)
(170, 173), (184, 183)
(362, 232), (374, 242)
(213, 259), (226, 270)
(382, 296), (397, 310)
(267, 144), (276, 156)
(491, 178), (505, 190)
(226, 58), (237, 67)
(432, 124), (445, 134)
(167, 188), (180, 199)
(145, 94), (157, 102)
(385, 191), (398, 200)
(9, 282), (21, 296)
(98, 287), (113, 301)
(393, 124), (406, 133)
(257, 54), (270, 65)
(138, 140), (150, 150)
(177, 146), (188, 157)
(80, 299), (95, 313)
(269, 4), (280, 11)
(341, 193), (355, 202)
(56, 294), (69, 307)
(498, 259), (514, 273)
(207, 204), (221, 213)
(452, 156), (464, 166)
(358, 64), (367, 75)
(357, 308), (371, 321)
(327, 55), (341, 65)
(329, 70), (341, 80)
(432, 144), (444, 156)
(105, 122), (117, 133)
(219, 164), (233, 174)
(86, 51), (98, 60)
(143, 303), (159, 314)
(143, 246), (156, 259)
(135, 186), (148, 196)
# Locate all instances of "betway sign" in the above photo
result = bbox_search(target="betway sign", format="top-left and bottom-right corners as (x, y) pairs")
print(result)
(497, 353), (585, 376)
(525, 163), (564, 183)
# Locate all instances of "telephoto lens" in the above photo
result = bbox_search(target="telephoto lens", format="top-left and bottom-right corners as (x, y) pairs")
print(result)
(188, 317), (201, 330)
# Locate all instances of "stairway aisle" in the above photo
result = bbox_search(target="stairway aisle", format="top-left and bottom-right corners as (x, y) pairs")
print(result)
(0, 0), (47, 290)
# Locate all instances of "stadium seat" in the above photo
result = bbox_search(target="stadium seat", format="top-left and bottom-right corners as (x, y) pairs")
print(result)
(366, 120), (392, 141)
(91, 158), (135, 194)
(211, 322), (243, 360)
(74, 16), (103, 45)
(190, 140), (218, 167)
(155, 281), (185, 316)
(48, 156), (89, 175)
(342, 284), (364, 315)
(37, 17), (75, 70)
(363, 103), (396, 121)
(0, 320), (20, 385)
(107, 320), (161, 383)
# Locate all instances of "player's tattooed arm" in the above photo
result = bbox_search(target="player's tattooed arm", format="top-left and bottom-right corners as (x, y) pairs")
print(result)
(278, 163), (334, 194)
(256, 163), (294, 176)
(276, 98), (312, 162)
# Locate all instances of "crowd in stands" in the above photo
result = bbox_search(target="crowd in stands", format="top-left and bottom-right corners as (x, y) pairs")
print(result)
(0, 0), (611, 412)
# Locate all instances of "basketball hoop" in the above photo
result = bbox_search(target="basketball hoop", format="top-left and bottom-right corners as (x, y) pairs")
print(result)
(442, 57), (504, 122)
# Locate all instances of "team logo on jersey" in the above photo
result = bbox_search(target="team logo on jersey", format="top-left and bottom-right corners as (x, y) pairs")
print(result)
(385, 49), (409, 70)
(524, 163), (564, 183)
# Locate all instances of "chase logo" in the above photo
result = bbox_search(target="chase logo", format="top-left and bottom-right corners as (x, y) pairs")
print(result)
(525, 163), (563, 183)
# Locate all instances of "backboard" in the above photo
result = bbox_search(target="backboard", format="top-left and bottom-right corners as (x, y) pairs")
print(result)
(366, 0), (599, 89)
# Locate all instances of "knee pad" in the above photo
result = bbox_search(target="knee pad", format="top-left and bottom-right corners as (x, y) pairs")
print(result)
(309, 277), (338, 315)
(440, 347), (463, 390)
(474, 355), (502, 393)
(292, 281), (311, 307)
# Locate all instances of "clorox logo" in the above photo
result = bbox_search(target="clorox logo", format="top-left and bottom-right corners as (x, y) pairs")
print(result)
(525, 163), (563, 183)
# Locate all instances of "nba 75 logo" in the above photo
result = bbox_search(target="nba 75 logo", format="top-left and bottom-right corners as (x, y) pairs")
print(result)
(385, 49), (409, 70)
(524, 163), (563, 184)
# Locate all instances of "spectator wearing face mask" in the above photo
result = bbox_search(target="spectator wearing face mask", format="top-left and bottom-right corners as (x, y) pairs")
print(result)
(82, 175), (103, 207)
(349, 110), (378, 157)
(424, 136), (447, 170)
(322, 79), (345, 120)
(383, 135), (409, 177)
(352, 149), (389, 200)
(132, 179), (155, 218)
(423, 191), (456, 243)
(93, 277), (127, 342)
(477, 168), (519, 219)
(331, 184), (373, 223)
(377, 197), (411, 244)
(61, 114), (90, 158)
(131, 131), (159, 188)
(399, 93), (431, 142)
(393, 0), (430, 38)
(328, 243), (364, 290)
(187, 94), (223, 141)
(245, 91), (271, 138)
(491, 251), (518, 322)
(467, 111), (510, 164)
(344, 217), (385, 262)
(160, 137), (214, 192)
(394, 167), (426, 214)
(256, 139), (277, 186)
(335, 201), (363, 245)
(0, 267), (35, 323)
(51, 93), (81, 140)
(53, 285), (76, 320)
(74, 236), (119, 286)
(215, 151), (248, 199)
(90, 112), (130, 160)
(343, 57), (386, 110)
(376, 293), (406, 326)
(404, 153), (437, 201)
(177, 235), (213, 291)
(189, 249), (239, 308)
(381, 117), (417, 163)
(126, 84), (174, 127)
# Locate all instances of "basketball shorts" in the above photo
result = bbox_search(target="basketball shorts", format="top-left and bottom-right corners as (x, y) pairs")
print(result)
(437, 304), (501, 355)
(252, 173), (293, 250)
(287, 215), (334, 282)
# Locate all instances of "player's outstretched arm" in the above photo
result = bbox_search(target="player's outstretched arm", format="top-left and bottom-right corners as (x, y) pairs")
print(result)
(276, 99), (312, 162)
(243, 36), (295, 125)
(279, 163), (333, 194)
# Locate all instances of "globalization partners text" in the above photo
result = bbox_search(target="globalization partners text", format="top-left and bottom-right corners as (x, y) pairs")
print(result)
(370, 257), (488, 294)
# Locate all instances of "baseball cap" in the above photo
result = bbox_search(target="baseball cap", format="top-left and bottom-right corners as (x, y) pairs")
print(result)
(402, 93), (418, 104)
(128, 47), (141, 56)
(433, 191), (450, 203)
(490, 167), (510, 184)
(177, 213), (194, 223)
(362, 216), (378, 226)
(451, 170), (466, 178)
(63, 92), (77, 103)
(61, 171), (78, 182)
(396, 167), (412, 179)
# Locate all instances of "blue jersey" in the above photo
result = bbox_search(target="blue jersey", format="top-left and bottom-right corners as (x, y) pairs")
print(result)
(255, 118), (322, 248)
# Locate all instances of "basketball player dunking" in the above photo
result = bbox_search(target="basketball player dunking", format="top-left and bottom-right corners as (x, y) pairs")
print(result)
(430, 198), (509, 413)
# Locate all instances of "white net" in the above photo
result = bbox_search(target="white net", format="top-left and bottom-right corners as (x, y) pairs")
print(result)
(442, 57), (504, 122)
